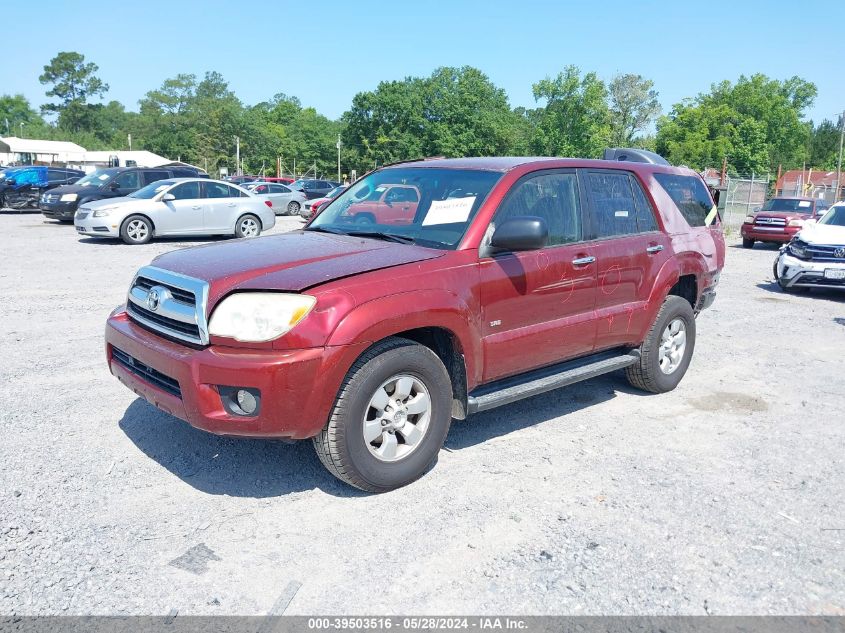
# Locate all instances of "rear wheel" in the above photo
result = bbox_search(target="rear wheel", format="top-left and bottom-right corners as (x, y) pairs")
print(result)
(120, 215), (153, 245)
(286, 201), (300, 216)
(235, 214), (261, 238)
(313, 337), (452, 492)
(354, 214), (375, 226)
(742, 238), (755, 249)
(626, 295), (696, 394)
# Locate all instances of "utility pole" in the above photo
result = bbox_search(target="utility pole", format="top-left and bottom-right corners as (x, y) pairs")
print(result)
(128, 133), (132, 151)
(19, 122), (24, 138)
(336, 134), (342, 182)
(835, 110), (844, 203)
(235, 136), (240, 176)
(4, 118), (8, 135)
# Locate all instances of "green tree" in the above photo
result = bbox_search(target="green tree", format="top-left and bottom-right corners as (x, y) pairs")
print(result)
(0, 94), (45, 135)
(809, 118), (842, 170)
(531, 66), (611, 158)
(39, 52), (109, 132)
(608, 74), (660, 147)
(656, 74), (817, 173)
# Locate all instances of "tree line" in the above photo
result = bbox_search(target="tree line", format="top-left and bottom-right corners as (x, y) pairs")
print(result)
(1, 51), (840, 178)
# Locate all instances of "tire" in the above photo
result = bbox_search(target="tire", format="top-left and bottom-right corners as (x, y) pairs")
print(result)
(354, 213), (375, 225)
(119, 215), (153, 245)
(286, 201), (300, 216)
(235, 214), (262, 238)
(313, 337), (452, 493)
(625, 295), (696, 394)
(742, 238), (755, 249)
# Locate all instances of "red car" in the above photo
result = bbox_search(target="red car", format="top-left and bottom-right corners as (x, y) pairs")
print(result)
(262, 177), (295, 185)
(105, 153), (725, 492)
(741, 197), (825, 248)
(302, 185), (347, 220)
(339, 183), (421, 225)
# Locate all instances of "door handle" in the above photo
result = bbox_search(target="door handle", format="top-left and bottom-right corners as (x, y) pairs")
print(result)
(191, 205), (201, 210)
(646, 245), (665, 254)
(227, 203), (236, 207)
(571, 256), (596, 266)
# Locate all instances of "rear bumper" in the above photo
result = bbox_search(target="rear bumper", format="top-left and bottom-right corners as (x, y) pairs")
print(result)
(741, 223), (798, 243)
(105, 310), (366, 439)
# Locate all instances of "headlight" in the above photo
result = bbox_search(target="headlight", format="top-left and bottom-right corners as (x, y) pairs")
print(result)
(788, 241), (807, 258)
(60, 193), (78, 202)
(208, 293), (316, 342)
(744, 215), (755, 224)
(93, 208), (113, 217)
(787, 219), (804, 227)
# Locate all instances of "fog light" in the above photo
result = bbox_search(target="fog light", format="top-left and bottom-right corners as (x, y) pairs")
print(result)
(237, 389), (257, 414)
(218, 386), (261, 417)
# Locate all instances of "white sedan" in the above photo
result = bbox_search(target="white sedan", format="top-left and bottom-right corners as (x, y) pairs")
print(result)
(244, 182), (307, 215)
(73, 178), (275, 245)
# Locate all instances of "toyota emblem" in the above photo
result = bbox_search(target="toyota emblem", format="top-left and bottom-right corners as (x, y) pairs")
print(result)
(835, 247), (845, 259)
(146, 289), (160, 311)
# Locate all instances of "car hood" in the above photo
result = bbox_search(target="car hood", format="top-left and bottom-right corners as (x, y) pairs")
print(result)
(80, 196), (136, 210)
(755, 211), (810, 220)
(48, 183), (106, 196)
(150, 230), (445, 301)
(797, 223), (845, 246)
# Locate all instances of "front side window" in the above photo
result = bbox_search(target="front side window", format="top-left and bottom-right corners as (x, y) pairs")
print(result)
(169, 181), (201, 200)
(493, 171), (582, 246)
(113, 171), (140, 190)
(653, 173), (716, 227)
(309, 167), (502, 249)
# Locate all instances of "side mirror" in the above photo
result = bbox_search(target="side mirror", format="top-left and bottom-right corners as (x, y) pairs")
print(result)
(753, 206), (762, 213)
(161, 193), (176, 202)
(489, 216), (549, 253)
(109, 182), (120, 191)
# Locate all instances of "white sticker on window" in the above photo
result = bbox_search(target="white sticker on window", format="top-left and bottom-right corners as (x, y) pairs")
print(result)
(615, 210), (629, 217)
(422, 196), (476, 226)
(798, 200), (811, 208)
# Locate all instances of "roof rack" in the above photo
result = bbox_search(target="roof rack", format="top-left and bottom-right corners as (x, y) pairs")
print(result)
(602, 148), (670, 166)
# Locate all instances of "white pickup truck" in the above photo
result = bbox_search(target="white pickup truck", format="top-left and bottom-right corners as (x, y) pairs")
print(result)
(774, 203), (845, 292)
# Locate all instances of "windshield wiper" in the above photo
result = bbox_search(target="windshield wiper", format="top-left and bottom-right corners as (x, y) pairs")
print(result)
(345, 230), (416, 244)
(305, 226), (346, 235)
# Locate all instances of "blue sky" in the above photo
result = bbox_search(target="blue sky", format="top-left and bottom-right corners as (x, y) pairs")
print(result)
(3, 0), (843, 126)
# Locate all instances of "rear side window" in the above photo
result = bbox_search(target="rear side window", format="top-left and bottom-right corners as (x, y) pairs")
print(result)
(170, 181), (200, 200)
(629, 175), (659, 232)
(494, 171), (582, 246)
(653, 174), (716, 227)
(583, 171), (639, 238)
(142, 170), (171, 186)
(205, 182), (233, 198)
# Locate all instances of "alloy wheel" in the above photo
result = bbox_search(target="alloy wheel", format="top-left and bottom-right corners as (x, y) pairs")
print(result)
(658, 318), (687, 374)
(362, 374), (432, 462)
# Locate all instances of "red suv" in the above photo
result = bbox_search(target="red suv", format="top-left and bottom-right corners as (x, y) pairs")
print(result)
(741, 197), (824, 248)
(105, 153), (725, 492)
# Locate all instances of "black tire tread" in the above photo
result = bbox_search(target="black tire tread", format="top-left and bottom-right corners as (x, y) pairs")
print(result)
(313, 337), (440, 493)
(625, 295), (694, 394)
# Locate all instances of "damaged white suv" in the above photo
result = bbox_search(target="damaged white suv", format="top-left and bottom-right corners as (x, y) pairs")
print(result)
(774, 203), (845, 292)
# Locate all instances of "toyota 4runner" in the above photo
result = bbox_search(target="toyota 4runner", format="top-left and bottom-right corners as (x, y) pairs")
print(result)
(105, 151), (725, 492)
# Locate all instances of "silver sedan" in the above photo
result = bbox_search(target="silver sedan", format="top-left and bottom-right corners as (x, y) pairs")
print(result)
(73, 178), (276, 245)
(245, 182), (308, 216)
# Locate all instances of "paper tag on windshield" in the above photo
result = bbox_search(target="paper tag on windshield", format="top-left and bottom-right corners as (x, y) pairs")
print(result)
(422, 196), (476, 226)
(799, 200), (811, 208)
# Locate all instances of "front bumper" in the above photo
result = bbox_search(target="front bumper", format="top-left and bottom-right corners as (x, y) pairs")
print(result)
(776, 252), (845, 289)
(105, 310), (366, 439)
(741, 223), (799, 243)
(75, 212), (120, 237)
(40, 200), (78, 219)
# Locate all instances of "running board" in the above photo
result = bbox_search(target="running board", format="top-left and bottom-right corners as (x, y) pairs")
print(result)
(466, 349), (640, 415)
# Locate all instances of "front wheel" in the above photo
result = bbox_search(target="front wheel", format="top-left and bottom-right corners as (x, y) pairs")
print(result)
(120, 215), (153, 245)
(286, 201), (300, 216)
(313, 337), (452, 492)
(235, 214), (261, 238)
(742, 238), (755, 249)
(626, 295), (696, 394)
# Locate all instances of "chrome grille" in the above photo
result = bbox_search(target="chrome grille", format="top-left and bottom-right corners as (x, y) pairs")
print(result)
(755, 216), (786, 226)
(126, 266), (210, 345)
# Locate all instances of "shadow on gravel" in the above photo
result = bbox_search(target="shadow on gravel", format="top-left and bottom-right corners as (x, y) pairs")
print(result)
(728, 243), (781, 251)
(77, 235), (230, 246)
(119, 399), (362, 499)
(446, 373), (634, 451)
(756, 281), (845, 303)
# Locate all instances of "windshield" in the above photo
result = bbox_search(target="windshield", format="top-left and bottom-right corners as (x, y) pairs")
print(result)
(76, 169), (119, 187)
(129, 180), (175, 199)
(819, 206), (845, 227)
(307, 167), (502, 249)
(761, 198), (814, 213)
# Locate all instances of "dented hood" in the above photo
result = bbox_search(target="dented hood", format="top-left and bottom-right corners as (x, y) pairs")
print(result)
(151, 230), (444, 301)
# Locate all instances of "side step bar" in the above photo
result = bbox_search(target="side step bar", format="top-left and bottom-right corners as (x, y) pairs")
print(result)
(466, 349), (640, 415)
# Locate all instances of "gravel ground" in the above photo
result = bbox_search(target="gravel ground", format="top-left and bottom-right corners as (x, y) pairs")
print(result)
(0, 211), (843, 616)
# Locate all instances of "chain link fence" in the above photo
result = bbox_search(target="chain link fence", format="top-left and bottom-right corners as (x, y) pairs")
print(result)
(720, 173), (771, 229)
